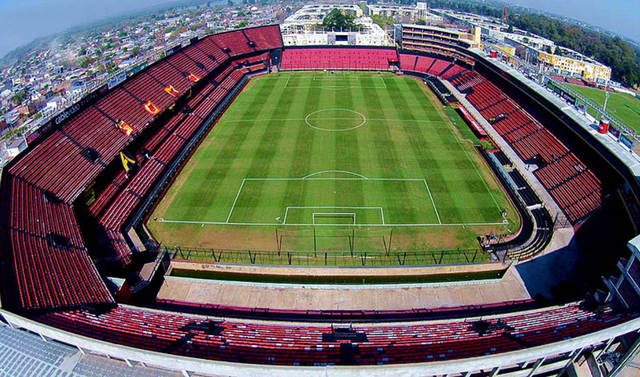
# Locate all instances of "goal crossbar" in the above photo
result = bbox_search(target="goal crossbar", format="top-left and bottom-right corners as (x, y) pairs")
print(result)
(312, 212), (356, 225)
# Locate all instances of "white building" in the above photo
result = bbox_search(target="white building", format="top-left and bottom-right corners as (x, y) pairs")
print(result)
(46, 96), (65, 111)
(284, 4), (363, 25)
(282, 4), (393, 47)
(3, 138), (27, 158)
(366, 2), (438, 23)
(281, 17), (393, 47)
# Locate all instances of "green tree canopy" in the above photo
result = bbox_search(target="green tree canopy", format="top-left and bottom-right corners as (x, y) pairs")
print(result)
(320, 8), (362, 31)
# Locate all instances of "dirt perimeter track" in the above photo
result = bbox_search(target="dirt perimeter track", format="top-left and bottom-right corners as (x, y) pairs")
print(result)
(158, 261), (531, 311)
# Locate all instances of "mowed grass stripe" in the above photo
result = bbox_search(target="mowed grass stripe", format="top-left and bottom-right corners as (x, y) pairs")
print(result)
(220, 78), (287, 222)
(360, 77), (424, 225)
(351, 79), (380, 223)
(334, 78), (368, 221)
(397, 77), (499, 223)
(380, 77), (440, 224)
(155, 72), (511, 231)
(237, 77), (302, 222)
(164, 77), (277, 220)
(282, 78), (321, 221)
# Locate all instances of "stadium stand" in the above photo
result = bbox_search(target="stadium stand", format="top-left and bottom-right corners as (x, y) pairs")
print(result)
(450, 70), (603, 223)
(0, 174), (114, 311)
(0, 322), (179, 376)
(415, 56), (435, 73)
(242, 25), (284, 51)
(1, 32), (638, 375)
(0, 27), (279, 313)
(145, 59), (193, 92)
(427, 59), (451, 76)
(31, 304), (637, 366)
(94, 65), (249, 264)
(280, 48), (398, 71)
(399, 54), (465, 79)
(154, 298), (541, 322)
(194, 38), (231, 63)
(399, 53), (417, 72)
(210, 30), (255, 56)
(440, 64), (467, 80)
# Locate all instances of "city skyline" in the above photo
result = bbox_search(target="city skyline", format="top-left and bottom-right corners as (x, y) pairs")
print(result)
(0, 0), (180, 59)
(0, 0), (638, 60)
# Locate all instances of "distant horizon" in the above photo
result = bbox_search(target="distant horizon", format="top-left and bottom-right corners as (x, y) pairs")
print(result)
(0, 0), (638, 61)
(501, 0), (639, 42)
(0, 0), (190, 60)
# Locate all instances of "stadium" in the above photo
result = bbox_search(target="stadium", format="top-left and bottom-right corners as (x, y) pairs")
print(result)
(1, 22), (640, 376)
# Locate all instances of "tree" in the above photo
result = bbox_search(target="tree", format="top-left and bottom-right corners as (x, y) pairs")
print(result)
(320, 8), (362, 31)
(371, 14), (393, 29)
(12, 89), (27, 105)
(416, 19), (427, 25)
(227, 0), (233, 5)
(510, 12), (640, 86)
(79, 58), (92, 68)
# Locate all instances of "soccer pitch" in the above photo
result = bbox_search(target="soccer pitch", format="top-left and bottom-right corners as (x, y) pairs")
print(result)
(149, 72), (519, 252)
(567, 83), (640, 133)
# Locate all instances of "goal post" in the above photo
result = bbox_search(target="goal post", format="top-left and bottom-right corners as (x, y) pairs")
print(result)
(312, 212), (356, 225)
(354, 228), (394, 254)
(275, 226), (393, 254)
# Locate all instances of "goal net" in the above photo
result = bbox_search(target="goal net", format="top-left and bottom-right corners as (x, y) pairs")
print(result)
(312, 212), (356, 225)
(276, 227), (393, 253)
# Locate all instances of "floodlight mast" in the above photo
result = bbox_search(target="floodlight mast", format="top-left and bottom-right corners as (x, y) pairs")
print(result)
(603, 79), (610, 114)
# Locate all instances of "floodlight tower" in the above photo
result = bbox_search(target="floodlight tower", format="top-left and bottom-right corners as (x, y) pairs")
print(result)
(603, 80), (610, 114)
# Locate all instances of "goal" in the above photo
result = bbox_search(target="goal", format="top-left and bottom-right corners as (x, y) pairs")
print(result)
(276, 226), (393, 253)
(312, 212), (356, 225)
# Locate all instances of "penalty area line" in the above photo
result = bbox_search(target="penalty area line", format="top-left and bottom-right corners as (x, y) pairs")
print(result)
(158, 219), (506, 227)
(422, 179), (441, 224)
(225, 179), (246, 223)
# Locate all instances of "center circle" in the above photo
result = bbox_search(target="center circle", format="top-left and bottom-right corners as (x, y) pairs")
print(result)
(304, 108), (367, 132)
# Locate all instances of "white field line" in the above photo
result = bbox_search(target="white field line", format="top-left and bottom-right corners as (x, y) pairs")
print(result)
(422, 179), (442, 224)
(225, 179), (246, 223)
(313, 76), (359, 81)
(219, 176), (443, 226)
(158, 219), (505, 227)
(283, 86), (386, 90)
(284, 206), (385, 225)
(443, 115), (503, 213)
(281, 75), (386, 90)
(308, 75), (387, 88)
(302, 170), (369, 179)
(313, 213), (356, 225)
(323, 71), (349, 77)
(218, 118), (447, 124)
(243, 177), (427, 181)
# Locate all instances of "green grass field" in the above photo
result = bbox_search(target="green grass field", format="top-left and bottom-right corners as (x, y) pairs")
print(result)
(148, 72), (519, 256)
(567, 84), (640, 132)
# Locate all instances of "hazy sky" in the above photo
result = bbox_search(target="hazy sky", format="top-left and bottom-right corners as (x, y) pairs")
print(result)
(0, 0), (178, 59)
(0, 0), (638, 59)
(502, 0), (639, 41)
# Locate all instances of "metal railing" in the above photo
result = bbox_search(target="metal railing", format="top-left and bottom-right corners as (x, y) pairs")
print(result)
(166, 245), (488, 267)
(545, 77), (635, 139)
